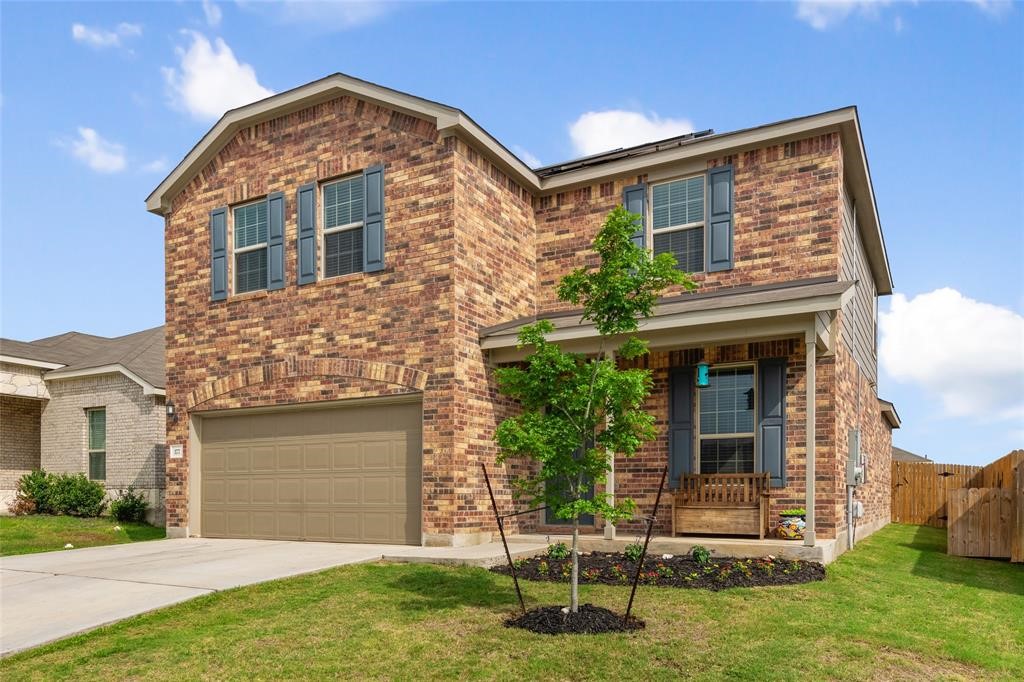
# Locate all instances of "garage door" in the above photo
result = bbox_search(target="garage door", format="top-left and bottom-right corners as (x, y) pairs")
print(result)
(200, 400), (421, 544)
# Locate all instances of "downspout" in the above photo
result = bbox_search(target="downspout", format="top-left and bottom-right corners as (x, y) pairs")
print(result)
(804, 326), (816, 548)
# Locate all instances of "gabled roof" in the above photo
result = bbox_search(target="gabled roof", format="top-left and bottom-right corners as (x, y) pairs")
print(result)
(147, 73), (892, 294)
(879, 399), (902, 429)
(893, 447), (928, 462)
(0, 326), (165, 393)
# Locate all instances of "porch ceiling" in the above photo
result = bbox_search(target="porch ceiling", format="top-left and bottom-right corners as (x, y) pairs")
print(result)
(481, 278), (853, 362)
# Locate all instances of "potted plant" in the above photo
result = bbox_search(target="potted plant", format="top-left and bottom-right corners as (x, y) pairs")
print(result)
(776, 508), (806, 540)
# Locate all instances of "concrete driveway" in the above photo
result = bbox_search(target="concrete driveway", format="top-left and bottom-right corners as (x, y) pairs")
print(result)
(0, 538), (410, 657)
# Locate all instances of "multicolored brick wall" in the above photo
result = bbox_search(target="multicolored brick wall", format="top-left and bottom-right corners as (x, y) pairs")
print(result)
(533, 134), (842, 314)
(163, 95), (462, 537)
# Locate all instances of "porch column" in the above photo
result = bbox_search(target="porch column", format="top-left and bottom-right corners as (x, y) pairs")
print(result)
(804, 327), (816, 547)
(604, 349), (616, 540)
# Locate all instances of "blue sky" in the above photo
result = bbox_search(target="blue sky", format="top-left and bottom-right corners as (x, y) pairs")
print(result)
(1, 1), (1022, 465)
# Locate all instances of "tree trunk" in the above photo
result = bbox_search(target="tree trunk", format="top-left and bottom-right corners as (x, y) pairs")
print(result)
(570, 519), (580, 613)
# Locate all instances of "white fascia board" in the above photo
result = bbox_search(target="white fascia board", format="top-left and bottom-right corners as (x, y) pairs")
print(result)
(0, 355), (66, 370)
(43, 363), (165, 396)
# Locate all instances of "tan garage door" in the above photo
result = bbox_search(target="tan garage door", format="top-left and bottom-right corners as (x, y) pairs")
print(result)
(200, 400), (421, 544)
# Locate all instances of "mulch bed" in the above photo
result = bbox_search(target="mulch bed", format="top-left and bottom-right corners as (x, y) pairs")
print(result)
(491, 551), (825, 591)
(504, 604), (645, 635)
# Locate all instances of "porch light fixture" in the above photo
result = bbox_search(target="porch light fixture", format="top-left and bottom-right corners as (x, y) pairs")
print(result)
(696, 360), (710, 388)
(166, 400), (175, 417)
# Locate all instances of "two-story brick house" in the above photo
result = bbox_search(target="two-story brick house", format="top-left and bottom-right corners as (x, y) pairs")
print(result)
(149, 74), (897, 558)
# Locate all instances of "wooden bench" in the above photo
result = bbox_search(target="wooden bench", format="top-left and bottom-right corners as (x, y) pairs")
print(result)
(672, 473), (771, 539)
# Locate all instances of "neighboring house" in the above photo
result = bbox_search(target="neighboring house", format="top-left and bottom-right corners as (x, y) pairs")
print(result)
(0, 327), (166, 523)
(148, 73), (898, 556)
(892, 446), (930, 463)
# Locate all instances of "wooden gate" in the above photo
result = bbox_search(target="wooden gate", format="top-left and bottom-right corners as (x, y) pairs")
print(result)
(890, 461), (980, 527)
(947, 488), (1015, 559)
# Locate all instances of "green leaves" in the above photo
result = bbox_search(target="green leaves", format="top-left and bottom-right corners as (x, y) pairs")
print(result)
(494, 205), (696, 526)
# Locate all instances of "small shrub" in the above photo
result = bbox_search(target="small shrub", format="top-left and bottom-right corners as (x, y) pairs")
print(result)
(780, 507), (806, 517)
(560, 562), (572, 579)
(691, 544), (712, 565)
(582, 567), (601, 582)
(110, 487), (149, 523)
(15, 470), (53, 514)
(546, 542), (570, 560)
(623, 541), (644, 563)
(655, 562), (674, 579)
(512, 557), (527, 570)
(537, 560), (549, 575)
(48, 474), (107, 517)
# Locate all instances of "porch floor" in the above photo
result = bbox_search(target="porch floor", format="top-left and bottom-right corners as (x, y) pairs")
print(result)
(508, 532), (838, 564)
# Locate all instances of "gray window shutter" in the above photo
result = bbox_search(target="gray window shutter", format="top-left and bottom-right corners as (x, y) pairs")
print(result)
(668, 366), (694, 488)
(209, 207), (227, 301)
(622, 183), (647, 249)
(363, 164), (385, 273)
(706, 165), (734, 272)
(296, 183), (317, 285)
(757, 357), (787, 487)
(267, 191), (285, 290)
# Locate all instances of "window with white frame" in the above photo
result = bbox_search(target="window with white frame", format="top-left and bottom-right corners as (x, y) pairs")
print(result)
(87, 408), (106, 481)
(233, 201), (268, 294)
(698, 366), (755, 474)
(652, 175), (705, 272)
(322, 175), (364, 278)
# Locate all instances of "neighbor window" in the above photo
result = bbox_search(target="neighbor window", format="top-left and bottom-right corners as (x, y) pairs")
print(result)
(652, 175), (705, 272)
(322, 175), (364, 278)
(87, 408), (106, 481)
(233, 201), (268, 294)
(698, 366), (755, 474)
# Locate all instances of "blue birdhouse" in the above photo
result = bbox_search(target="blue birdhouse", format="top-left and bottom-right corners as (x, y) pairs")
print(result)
(696, 360), (710, 388)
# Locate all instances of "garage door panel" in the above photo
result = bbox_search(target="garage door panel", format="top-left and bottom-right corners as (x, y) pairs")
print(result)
(201, 401), (421, 545)
(304, 478), (330, 504)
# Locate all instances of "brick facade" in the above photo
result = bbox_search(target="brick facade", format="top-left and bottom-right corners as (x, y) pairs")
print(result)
(161, 89), (891, 550)
(0, 395), (42, 510)
(41, 374), (166, 523)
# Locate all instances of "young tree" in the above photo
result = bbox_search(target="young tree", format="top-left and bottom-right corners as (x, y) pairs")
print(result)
(494, 205), (695, 613)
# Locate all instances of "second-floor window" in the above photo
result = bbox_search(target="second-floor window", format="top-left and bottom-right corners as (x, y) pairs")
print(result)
(652, 175), (705, 273)
(233, 201), (268, 294)
(322, 175), (365, 278)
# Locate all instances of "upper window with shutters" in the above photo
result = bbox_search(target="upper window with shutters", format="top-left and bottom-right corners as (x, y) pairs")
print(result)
(322, 175), (365, 279)
(652, 175), (706, 273)
(233, 201), (269, 294)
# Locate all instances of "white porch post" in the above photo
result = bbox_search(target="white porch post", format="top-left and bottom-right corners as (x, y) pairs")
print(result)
(804, 327), (816, 547)
(604, 349), (616, 540)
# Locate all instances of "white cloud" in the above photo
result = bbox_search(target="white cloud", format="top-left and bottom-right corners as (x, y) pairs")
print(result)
(202, 0), (223, 27)
(794, 1), (893, 31)
(162, 31), (273, 121)
(568, 110), (695, 157)
(63, 127), (127, 173)
(71, 22), (142, 49)
(511, 145), (542, 168)
(880, 288), (1024, 421)
(141, 157), (169, 174)
(967, 0), (1014, 17)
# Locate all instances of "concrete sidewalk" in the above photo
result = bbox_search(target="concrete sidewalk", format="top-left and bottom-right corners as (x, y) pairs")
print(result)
(0, 537), (545, 657)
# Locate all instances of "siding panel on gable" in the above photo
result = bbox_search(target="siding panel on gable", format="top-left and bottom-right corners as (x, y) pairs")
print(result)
(839, 184), (878, 384)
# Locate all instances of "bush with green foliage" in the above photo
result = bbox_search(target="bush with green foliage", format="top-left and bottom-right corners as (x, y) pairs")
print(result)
(691, 545), (713, 565)
(623, 541), (644, 563)
(546, 542), (570, 560)
(780, 508), (806, 517)
(14, 470), (107, 517)
(110, 486), (149, 522)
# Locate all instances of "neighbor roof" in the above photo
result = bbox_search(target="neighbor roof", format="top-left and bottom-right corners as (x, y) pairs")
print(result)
(893, 447), (929, 463)
(0, 326), (165, 392)
(146, 72), (892, 294)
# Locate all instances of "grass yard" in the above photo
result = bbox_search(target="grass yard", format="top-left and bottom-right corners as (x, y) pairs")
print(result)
(0, 515), (165, 556)
(2, 524), (1021, 680)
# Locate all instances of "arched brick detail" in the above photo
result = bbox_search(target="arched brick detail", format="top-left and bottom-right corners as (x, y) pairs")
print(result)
(186, 355), (428, 409)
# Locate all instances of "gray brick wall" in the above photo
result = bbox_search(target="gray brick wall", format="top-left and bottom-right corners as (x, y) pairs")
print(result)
(0, 395), (43, 510)
(41, 373), (166, 523)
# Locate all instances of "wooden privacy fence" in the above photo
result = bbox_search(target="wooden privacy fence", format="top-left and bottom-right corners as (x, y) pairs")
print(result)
(891, 461), (980, 527)
(946, 451), (1023, 562)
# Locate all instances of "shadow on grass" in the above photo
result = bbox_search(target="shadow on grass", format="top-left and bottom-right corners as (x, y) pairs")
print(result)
(384, 565), (524, 614)
(907, 525), (1024, 596)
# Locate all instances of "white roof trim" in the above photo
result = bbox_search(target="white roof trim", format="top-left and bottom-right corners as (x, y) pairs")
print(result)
(43, 363), (165, 396)
(0, 355), (66, 370)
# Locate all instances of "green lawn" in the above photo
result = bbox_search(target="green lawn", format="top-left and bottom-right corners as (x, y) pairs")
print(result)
(0, 515), (165, 556)
(2, 524), (1021, 680)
